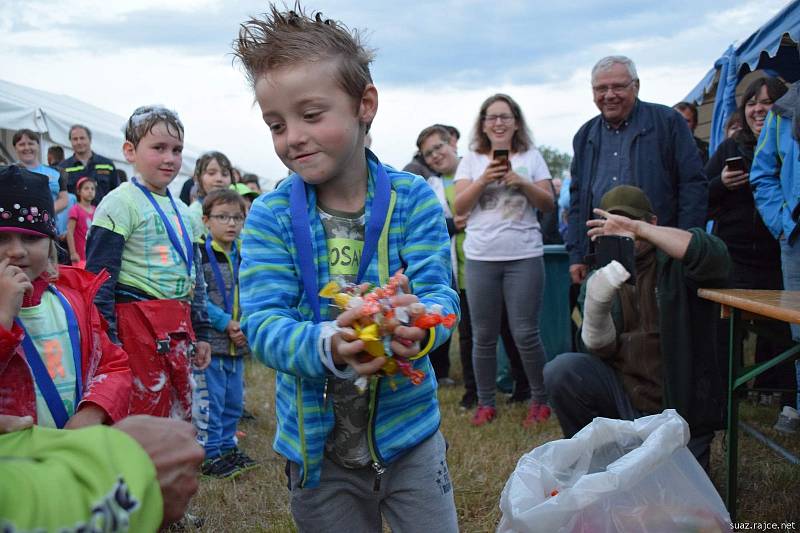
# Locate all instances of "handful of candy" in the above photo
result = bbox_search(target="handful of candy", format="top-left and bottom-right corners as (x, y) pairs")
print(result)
(320, 272), (457, 390)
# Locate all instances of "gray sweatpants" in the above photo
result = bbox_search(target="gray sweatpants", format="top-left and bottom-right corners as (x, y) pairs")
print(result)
(465, 256), (547, 406)
(287, 431), (458, 533)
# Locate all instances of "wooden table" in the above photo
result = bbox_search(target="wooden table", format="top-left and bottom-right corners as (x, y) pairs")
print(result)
(696, 289), (800, 520)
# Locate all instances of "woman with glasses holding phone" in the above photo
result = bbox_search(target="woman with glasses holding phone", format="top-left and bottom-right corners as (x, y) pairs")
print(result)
(706, 76), (794, 399)
(453, 93), (554, 428)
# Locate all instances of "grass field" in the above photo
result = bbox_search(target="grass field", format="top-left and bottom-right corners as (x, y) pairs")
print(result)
(187, 354), (800, 532)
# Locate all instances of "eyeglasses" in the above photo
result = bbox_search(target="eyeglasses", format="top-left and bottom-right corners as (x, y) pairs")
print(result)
(483, 114), (515, 125)
(422, 142), (447, 159)
(592, 79), (637, 96)
(208, 214), (245, 225)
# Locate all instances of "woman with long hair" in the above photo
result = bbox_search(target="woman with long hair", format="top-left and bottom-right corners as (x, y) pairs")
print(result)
(454, 93), (554, 427)
(706, 76), (793, 396)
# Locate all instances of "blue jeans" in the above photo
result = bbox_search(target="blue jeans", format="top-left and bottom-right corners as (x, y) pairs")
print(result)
(193, 356), (244, 459)
(781, 238), (800, 341)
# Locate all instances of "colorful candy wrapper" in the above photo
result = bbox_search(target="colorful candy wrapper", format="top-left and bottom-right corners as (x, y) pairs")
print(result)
(320, 273), (456, 391)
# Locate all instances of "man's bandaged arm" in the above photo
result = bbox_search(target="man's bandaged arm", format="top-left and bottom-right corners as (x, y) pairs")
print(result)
(581, 260), (630, 351)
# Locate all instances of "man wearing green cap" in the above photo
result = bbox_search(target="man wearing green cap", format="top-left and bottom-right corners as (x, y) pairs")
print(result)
(545, 185), (730, 469)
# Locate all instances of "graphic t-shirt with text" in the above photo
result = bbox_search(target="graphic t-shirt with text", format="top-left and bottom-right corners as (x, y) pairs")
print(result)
(92, 181), (195, 300)
(318, 203), (372, 469)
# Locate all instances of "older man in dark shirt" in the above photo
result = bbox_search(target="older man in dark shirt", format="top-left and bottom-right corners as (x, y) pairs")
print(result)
(567, 56), (707, 284)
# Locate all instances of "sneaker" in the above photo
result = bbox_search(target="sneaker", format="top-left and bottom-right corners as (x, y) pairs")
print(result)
(241, 408), (256, 421)
(228, 449), (259, 472)
(459, 391), (477, 410)
(774, 406), (800, 435)
(522, 403), (552, 428)
(166, 513), (204, 531)
(470, 406), (497, 426)
(201, 455), (240, 479)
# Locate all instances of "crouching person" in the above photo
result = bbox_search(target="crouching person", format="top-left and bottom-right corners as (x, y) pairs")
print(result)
(544, 185), (730, 469)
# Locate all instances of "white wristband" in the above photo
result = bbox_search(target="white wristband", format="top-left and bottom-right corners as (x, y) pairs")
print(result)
(318, 321), (356, 379)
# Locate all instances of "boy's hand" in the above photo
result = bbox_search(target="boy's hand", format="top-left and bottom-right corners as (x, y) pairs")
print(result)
(225, 320), (247, 348)
(0, 258), (33, 330)
(0, 415), (33, 434)
(64, 404), (108, 429)
(332, 308), (385, 376)
(389, 293), (426, 357)
(192, 341), (211, 370)
(453, 214), (468, 231)
(113, 415), (204, 528)
(70, 252), (81, 264)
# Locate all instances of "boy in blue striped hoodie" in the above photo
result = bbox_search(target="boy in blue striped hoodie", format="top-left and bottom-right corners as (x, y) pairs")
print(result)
(234, 5), (459, 532)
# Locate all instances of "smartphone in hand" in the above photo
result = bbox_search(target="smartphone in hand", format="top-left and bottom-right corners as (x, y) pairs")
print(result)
(594, 235), (636, 285)
(725, 156), (746, 172)
(493, 149), (510, 172)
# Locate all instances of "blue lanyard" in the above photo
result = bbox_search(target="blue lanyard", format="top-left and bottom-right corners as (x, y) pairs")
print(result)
(132, 178), (194, 278)
(16, 286), (83, 429)
(206, 237), (239, 315)
(289, 149), (391, 323)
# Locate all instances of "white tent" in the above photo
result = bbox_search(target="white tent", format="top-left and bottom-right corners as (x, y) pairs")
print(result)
(0, 78), (199, 190)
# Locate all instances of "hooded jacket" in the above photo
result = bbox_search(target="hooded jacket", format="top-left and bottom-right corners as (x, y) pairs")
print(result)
(240, 156), (458, 488)
(0, 266), (132, 424)
(751, 85), (800, 245)
(200, 236), (250, 357)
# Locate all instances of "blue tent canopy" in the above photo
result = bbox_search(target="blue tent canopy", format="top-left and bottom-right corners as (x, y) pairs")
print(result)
(684, 0), (800, 151)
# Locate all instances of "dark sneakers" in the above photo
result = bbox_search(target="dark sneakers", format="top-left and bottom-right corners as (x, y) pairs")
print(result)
(202, 449), (260, 479)
(229, 449), (259, 472)
(201, 455), (241, 479)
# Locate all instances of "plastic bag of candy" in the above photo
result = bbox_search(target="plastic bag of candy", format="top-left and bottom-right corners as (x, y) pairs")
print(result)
(497, 410), (731, 533)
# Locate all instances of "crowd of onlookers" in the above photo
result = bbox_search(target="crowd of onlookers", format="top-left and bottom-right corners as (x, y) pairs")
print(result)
(1, 12), (799, 527)
(400, 55), (800, 469)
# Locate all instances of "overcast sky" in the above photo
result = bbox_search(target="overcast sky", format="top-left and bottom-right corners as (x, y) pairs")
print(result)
(0, 0), (790, 184)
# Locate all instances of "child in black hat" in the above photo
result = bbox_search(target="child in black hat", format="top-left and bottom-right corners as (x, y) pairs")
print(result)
(0, 165), (131, 428)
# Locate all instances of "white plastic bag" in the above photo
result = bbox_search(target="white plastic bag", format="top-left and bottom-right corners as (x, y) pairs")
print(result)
(497, 410), (731, 533)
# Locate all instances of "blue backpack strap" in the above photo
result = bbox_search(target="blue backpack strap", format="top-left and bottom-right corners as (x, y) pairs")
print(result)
(206, 237), (233, 314)
(290, 175), (323, 323)
(356, 149), (391, 283)
(15, 286), (82, 428)
(132, 178), (194, 278)
(289, 149), (392, 323)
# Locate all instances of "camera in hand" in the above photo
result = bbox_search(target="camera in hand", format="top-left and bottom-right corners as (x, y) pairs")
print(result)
(594, 235), (636, 285)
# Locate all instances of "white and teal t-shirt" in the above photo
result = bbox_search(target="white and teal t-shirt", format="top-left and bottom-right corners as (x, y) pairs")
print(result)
(18, 291), (78, 428)
(92, 181), (196, 299)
